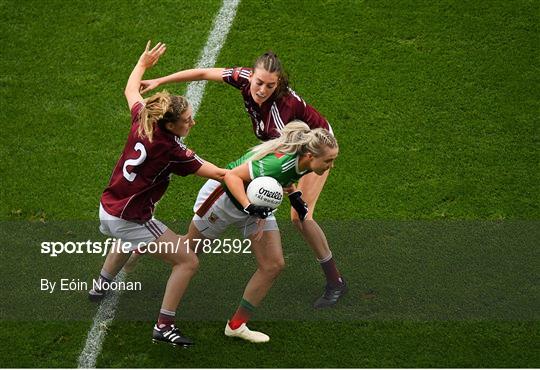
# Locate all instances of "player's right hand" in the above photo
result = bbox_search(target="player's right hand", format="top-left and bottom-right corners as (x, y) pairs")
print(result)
(243, 204), (273, 219)
(140, 78), (160, 94)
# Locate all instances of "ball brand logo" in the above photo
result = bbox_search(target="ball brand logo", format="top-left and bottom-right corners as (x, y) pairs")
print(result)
(258, 187), (283, 201)
(247, 176), (283, 209)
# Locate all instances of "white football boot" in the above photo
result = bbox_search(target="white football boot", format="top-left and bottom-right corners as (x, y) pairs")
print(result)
(224, 321), (270, 343)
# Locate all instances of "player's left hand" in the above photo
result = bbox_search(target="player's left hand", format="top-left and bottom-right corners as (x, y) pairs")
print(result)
(289, 191), (308, 221)
(138, 41), (166, 69)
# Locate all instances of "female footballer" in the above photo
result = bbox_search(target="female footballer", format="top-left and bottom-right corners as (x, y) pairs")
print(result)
(89, 41), (226, 347)
(183, 121), (339, 343)
(140, 52), (346, 308)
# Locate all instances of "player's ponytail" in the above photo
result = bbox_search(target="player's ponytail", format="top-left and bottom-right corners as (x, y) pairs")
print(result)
(254, 51), (290, 100)
(138, 91), (189, 142)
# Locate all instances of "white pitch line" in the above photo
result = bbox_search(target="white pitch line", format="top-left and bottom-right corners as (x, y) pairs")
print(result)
(77, 0), (240, 367)
(77, 270), (126, 368)
(187, 0), (241, 115)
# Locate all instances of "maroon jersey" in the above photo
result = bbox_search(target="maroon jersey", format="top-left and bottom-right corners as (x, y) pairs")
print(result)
(222, 67), (333, 141)
(101, 101), (203, 222)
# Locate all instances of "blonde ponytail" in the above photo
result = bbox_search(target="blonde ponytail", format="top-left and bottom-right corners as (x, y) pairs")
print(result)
(250, 120), (337, 161)
(138, 91), (189, 142)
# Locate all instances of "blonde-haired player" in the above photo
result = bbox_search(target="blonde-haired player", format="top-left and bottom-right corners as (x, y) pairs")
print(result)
(186, 121), (339, 343)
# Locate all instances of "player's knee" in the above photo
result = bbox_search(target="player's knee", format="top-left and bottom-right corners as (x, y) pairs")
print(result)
(261, 258), (285, 278)
(275, 257), (285, 273)
(185, 254), (200, 273)
(291, 216), (303, 231)
(171, 252), (199, 274)
(291, 213), (313, 232)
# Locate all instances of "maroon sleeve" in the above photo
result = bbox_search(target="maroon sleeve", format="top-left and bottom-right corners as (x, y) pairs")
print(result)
(130, 101), (144, 126)
(302, 103), (331, 131)
(169, 146), (204, 176)
(222, 67), (252, 90)
(290, 91), (330, 131)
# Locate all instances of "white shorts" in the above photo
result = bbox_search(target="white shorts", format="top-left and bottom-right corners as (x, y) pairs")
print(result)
(192, 179), (279, 239)
(99, 203), (168, 251)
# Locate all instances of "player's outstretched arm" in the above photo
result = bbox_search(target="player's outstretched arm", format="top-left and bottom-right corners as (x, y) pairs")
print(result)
(140, 68), (224, 94)
(195, 162), (228, 182)
(125, 41), (167, 109)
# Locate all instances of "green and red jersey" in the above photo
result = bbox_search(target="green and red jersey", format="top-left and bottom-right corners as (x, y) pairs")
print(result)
(224, 150), (309, 209)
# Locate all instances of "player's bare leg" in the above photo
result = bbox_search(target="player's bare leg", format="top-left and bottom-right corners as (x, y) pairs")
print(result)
(241, 230), (284, 306)
(151, 228), (200, 312)
(293, 170), (347, 308)
(225, 230), (284, 343)
(88, 239), (131, 302)
(123, 232), (188, 273)
(122, 249), (143, 273)
(101, 239), (132, 275)
(149, 227), (201, 347)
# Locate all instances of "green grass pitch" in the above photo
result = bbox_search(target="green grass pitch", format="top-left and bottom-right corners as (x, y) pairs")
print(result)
(1, 0), (538, 368)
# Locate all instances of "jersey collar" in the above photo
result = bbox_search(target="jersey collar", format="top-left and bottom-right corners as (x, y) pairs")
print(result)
(295, 155), (309, 175)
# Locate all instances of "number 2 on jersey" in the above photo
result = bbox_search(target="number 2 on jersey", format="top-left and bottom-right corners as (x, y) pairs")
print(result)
(123, 142), (147, 182)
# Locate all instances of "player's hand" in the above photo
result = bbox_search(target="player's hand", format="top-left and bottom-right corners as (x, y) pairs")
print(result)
(289, 191), (308, 221)
(282, 184), (296, 194)
(138, 41), (166, 70)
(243, 204), (273, 219)
(140, 79), (160, 94)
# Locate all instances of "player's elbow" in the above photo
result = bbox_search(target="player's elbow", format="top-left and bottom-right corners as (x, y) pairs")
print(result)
(214, 168), (228, 182)
(223, 171), (237, 187)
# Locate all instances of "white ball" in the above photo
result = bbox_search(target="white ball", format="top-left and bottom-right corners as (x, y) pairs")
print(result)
(246, 176), (284, 209)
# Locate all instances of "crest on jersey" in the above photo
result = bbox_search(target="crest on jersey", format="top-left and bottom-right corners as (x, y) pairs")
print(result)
(208, 212), (219, 224)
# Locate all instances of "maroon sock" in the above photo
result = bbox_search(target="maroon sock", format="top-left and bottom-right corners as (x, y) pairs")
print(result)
(157, 309), (175, 330)
(93, 270), (113, 293)
(319, 256), (343, 288)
